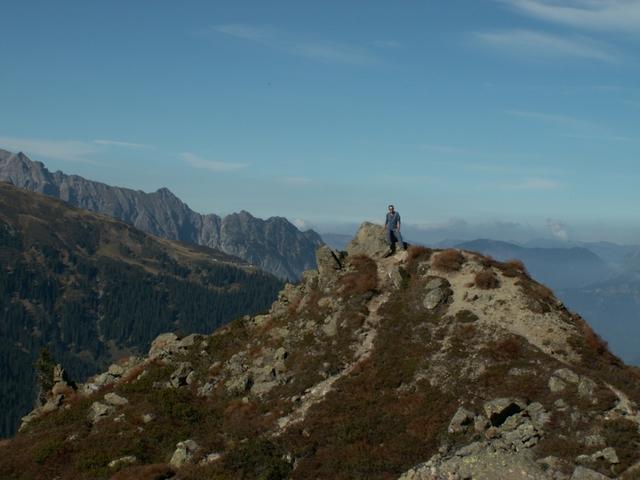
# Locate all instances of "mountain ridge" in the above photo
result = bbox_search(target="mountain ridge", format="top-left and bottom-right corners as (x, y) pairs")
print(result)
(0, 148), (323, 280)
(3, 222), (639, 479)
(454, 238), (613, 290)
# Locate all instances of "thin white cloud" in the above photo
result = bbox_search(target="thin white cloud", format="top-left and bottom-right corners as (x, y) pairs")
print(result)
(419, 143), (468, 154)
(0, 136), (99, 163)
(207, 23), (378, 65)
(93, 139), (151, 149)
(213, 24), (275, 42)
(500, 0), (640, 32)
(372, 40), (402, 48)
(180, 152), (248, 172)
(282, 176), (312, 186)
(562, 133), (633, 142)
(505, 177), (563, 190)
(474, 29), (617, 62)
(505, 109), (632, 140)
(505, 109), (598, 130)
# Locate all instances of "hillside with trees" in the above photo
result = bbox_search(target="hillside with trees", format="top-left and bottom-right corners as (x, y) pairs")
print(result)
(0, 182), (282, 437)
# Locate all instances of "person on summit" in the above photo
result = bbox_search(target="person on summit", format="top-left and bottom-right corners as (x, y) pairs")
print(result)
(385, 204), (405, 253)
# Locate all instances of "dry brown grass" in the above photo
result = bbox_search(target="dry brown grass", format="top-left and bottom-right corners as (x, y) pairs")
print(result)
(406, 245), (432, 263)
(432, 249), (465, 272)
(494, 337), (522, 360)
(339, 255), (378, 297)
(499, 259), (528, 277)
(120, 364), (147, 384)
(474, 270), (500, 289)
(569, 314), (614, 363)
(110, 463), (175, 480)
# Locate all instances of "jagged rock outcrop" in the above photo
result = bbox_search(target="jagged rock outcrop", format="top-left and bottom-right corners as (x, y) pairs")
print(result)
(0, 148), (323, 279)
(4, 222), (640, 480)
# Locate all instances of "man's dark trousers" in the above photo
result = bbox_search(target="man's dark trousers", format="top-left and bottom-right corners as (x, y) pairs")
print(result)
(386, 228), (404, 250)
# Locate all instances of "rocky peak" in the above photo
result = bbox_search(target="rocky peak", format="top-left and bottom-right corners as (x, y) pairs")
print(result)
(4, 222), (640, 479)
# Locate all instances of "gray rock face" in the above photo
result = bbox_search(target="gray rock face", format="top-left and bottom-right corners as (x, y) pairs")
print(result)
(400, 448), (551, 480)
(448, 406), (475, 434)
(483, 398), (526, 426)
(346, 222), (390, 258)
(0, 149), (323, 279)
(315, 246), (344, 279)
(424, 288), (446, 310)
(402, 399), (552, 479)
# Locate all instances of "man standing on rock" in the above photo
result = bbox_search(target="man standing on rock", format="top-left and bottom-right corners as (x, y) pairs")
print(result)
(385, 204), (405, 253)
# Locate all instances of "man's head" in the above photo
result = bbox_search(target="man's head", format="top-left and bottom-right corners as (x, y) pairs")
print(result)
(388, 204), (395, 213)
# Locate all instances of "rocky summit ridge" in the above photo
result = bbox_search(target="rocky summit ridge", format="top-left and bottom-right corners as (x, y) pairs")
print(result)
(2, 222), (640, 480)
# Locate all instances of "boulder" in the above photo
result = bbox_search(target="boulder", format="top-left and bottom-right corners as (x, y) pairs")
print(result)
(142, 413), (156, 424)
(170, 362), (194, 388)
(346, 222), (389, 258)
(554, 368), (580, 384)
(583, 434), (605, 448)
(483, 398), (526, 427)
(149, 332), (180, 359)
(201, 452), (222, 464)
(178, 334), (203, 350)
(526, 402), (550, 429)
(549, 376), (567, 393)
(425, 278), (446, 291)
(104, 392), (129, 406)
(423, 289), (446, 310)
(170, 439), (200, 468)
(88, 401), (115, 423)
(198, 382), (215, 397)
(591, 447), (619, 464)
(107, 364), (126, 377)
(108, 455), (137, 469)
(578, 377), (596, 399)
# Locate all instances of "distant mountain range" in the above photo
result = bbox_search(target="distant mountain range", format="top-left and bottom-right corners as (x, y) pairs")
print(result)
(454, 239), (613, 290)
(0, 149), (323, 279)
(320, 233), (352, 251)
(560, 271), (640, 365)
(0, 182), (282, 437)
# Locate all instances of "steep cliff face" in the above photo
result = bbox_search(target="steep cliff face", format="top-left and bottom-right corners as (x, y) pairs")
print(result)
(0, 183), (282, 438)
(2, 223), (640, 480)
(0, 149), (323, 279)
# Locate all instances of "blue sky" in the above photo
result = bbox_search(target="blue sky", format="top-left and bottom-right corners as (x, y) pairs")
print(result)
(1, 1), (639, 242)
